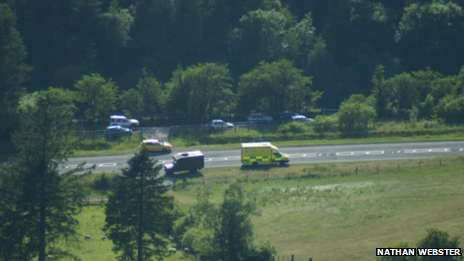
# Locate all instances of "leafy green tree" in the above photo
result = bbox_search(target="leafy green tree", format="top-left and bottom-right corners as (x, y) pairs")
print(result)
(0, 87), (86, 261)
(416, 228), (461, 261)
(119, 88), (143, 118)
(372, 64), (389, 118)
(128, 0), (178, 82)
(384, 72), (417, 111)
(104, 149), (175, 261)
(286, 12), (317, 71)
(0, 3), (31, 139)
(166, 63), (235, 124)
(435, 95), (464, 125)
(338, 94), (376, 134)
(229, 9), (288, 77)
(419, 94), (434, 120)
(74, 73), (119, 124)
(395, 2), (464, 74)
(136, 72), (165, 123)
(98, 0), (134, 78)
(180, 183), (276, 261)
(237, 59), (318, 118)
(313, 115), (338, 134)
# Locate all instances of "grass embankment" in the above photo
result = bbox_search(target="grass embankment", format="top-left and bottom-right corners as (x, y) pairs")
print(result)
(169, 120), (464, 149)
(70, 155), (464, 261)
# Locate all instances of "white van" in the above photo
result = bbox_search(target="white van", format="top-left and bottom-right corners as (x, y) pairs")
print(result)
(109, 115), (139, 128)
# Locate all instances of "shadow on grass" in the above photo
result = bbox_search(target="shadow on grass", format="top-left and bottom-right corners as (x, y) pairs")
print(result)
(240, 164), (290, 171)
(167, 171), (204, 180)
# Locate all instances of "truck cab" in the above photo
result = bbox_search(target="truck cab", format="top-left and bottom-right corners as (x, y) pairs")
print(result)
(164, 150), (204, 174)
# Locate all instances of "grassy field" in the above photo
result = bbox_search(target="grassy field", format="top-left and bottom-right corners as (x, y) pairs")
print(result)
(65, 155), (464, 261)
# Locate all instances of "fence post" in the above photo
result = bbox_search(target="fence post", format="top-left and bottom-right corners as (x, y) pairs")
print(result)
(440, 159), (442, 166)
(309, 258), (312, 261)
(398, 163), (400, 171)
(291, 254), (294, 261)
(377, 165), (379, 174)
(419, 161), (421, 169)
(355, 166), (358, 174)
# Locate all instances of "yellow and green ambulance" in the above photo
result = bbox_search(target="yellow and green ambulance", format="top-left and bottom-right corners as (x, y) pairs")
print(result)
(241, 142), (290, 166)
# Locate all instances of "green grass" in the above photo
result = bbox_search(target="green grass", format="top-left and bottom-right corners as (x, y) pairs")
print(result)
(66, 155), (464, 261)
(169, 120), (464, 149)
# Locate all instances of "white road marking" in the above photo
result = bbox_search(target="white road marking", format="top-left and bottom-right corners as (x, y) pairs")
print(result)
(97, 163), (117, 167)
(206, 158), (213, 161)
(224, 157), (240, 160)
(288, 153), (317, 158)
(404, 148), (450, 153)
(336, 150), (384, 156)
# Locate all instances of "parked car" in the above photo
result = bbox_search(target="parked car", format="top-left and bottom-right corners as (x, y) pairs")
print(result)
(280, 111), (307, 122)
(139, 139), (172, 152)
(109, 115), (139, 128)
(105, 125), (133, 140)
(209, 119), (234, 130)
(247, 113), (273, 124)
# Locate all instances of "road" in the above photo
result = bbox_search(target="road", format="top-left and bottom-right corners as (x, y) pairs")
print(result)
(62, 140), (464, 173)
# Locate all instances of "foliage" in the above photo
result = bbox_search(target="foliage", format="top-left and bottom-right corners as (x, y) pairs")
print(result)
(277, 122), (308, 134)
(338, 94), (377, 134)
(237, 59), (318, 118)
(166, 63), (235, 124)
(435, 95), (464, 125)
(74, 73), (119, 124)
(118, 88), (143, 118)
(136, 71), (165, 123)
(0, 88), (86, 261)
(180, 183), (276, 261)
(103, 149), (175, 261)
(229, 9), (288, 77)
(395, 2), (464, 74)
(91, 173), (114, 191)
(416, 228), (461, 261)
(313, 115), (338, 134)
(0, 3), (31, 139)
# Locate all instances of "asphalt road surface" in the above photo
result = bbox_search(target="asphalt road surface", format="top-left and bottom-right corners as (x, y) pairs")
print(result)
(62, 140), (464, 174)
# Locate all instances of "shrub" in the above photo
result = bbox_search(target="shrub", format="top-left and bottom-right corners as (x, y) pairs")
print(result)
(91, 173), (113, 191)
(313, 115), (338, 133)
(338, 96), (376, 134)
(277, 122), (308, 134)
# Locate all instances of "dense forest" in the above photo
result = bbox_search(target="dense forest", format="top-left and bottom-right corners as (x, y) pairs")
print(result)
(2, 0), (464, 137)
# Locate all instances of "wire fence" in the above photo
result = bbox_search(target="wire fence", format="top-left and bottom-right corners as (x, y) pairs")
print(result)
(171, 155), (464, 190)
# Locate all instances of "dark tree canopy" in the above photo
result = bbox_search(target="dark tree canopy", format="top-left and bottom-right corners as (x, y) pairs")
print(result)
(104, 149), (175, 261)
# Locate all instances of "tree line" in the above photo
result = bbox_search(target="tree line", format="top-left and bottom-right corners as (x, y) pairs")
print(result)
(2, 0), (464, 138)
